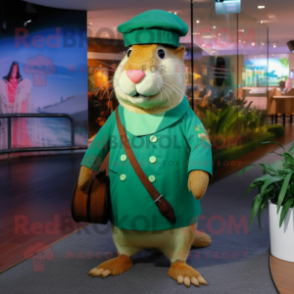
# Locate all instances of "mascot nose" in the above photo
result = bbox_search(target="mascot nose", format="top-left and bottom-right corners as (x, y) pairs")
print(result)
(126, 70), (145, 84)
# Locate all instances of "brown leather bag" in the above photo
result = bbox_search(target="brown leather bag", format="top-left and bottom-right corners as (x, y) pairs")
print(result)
(71, 110), (176, 224)
(71, 167), (111, 225)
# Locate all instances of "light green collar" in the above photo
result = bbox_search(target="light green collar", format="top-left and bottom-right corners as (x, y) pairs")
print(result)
(118, 96), (189, 136)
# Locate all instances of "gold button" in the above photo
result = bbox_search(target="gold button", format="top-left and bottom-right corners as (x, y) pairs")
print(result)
(120, 154), (127, 162)
(149, 156), (157, 164)
(150, 135), (158, 143)
(148, 175), (156, 182)
(120, 174), (127, 181)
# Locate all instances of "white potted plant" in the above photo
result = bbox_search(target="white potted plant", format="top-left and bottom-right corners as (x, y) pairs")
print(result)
(239, 141), (294, 262)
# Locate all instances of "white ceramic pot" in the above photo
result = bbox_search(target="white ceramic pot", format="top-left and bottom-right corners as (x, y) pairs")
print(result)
(269, 201), (294, 262)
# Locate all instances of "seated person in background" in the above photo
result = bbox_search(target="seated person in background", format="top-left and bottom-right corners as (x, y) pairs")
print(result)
(223, 89), (236, 104)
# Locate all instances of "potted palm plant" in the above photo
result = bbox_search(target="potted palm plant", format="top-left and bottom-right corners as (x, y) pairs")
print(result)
(239, 141), (294, 262)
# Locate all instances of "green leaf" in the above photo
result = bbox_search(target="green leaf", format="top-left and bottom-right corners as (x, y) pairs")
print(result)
(258, 193), (272, 233)
(238, 165), (254, 176)
(250, 194), (263, 231)
(268, 151), (285, 157)
(283, 153), (294, 167)
(261, 176), (284, 194)
(277, 172), (293, 213)
(244, 174), (272, 197)
(262, 141), (286, 152)
(279, 198), (294, 227)
(259, 163), (277, 175)
(287, 142), (294, 154)
(244, 182), (261, 197)
(270, 160), (284, 173)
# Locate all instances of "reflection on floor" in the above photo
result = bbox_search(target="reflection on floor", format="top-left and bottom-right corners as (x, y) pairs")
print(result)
(0, 154), (87, 274)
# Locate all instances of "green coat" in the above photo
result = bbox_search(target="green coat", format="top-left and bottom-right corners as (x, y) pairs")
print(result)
(81, 97), (213, 231)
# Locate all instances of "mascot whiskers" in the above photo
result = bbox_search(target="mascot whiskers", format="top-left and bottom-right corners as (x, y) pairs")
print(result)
(77, 10), (213, 288)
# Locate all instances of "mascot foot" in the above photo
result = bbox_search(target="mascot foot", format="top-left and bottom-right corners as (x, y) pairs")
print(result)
(192, 230), (211, 248)
(167, 261), (207, 288)
(88, 255), (132, 278)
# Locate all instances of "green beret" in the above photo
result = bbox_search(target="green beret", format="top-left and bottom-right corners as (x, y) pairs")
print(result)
(118, 10), (188, 48)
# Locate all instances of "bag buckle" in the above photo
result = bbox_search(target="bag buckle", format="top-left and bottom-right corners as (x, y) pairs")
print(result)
(154, 195), (163, 203)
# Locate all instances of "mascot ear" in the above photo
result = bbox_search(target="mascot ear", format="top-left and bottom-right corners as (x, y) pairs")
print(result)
(174, 45), (185, 60)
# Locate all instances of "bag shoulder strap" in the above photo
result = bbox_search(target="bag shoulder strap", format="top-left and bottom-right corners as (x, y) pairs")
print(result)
(115, 109), (176, 224)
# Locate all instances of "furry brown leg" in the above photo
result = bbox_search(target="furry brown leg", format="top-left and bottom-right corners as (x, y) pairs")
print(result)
(88, 255), (132, 278)
(168, 260), (207, 288)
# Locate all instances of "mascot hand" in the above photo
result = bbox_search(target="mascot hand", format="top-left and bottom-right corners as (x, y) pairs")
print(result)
(188, 170), (209, 200)
(77, 166), (94, 191)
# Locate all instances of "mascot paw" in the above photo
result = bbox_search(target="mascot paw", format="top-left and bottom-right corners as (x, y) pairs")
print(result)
(188, 170), (209, 200)
(78, 166), (94, 191)
(88, 255), (132, 278)
(168, 261), (207, 288)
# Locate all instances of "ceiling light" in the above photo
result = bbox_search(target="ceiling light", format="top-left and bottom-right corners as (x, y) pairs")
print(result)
(24, 19), (32, 27)
(196, 20), (200, 23)
(213, 26), (216, 29)
(258, 5), (265, 9)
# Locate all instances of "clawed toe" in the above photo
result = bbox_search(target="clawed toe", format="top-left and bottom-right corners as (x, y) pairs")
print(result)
(88, 255), (133, 278)
(191, 277), (199, 287)
(101, 269), (111, 278)
(176, 275), (207, 288)
(88, 267), (104, 277)
(168, 260), (208, 287)
(197, 275), (207, 285)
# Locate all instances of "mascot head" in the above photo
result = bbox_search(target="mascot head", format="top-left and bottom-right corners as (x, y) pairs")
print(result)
(114, 10), (189, 113)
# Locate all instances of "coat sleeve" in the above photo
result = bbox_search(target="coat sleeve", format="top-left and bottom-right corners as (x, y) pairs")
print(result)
(80, 110), (116, 172)
(184, 108), (213, 179)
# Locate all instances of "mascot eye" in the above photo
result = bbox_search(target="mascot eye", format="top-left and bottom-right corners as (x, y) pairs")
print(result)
(127, 49), (132, 58)
(158, 49), (166, 59)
